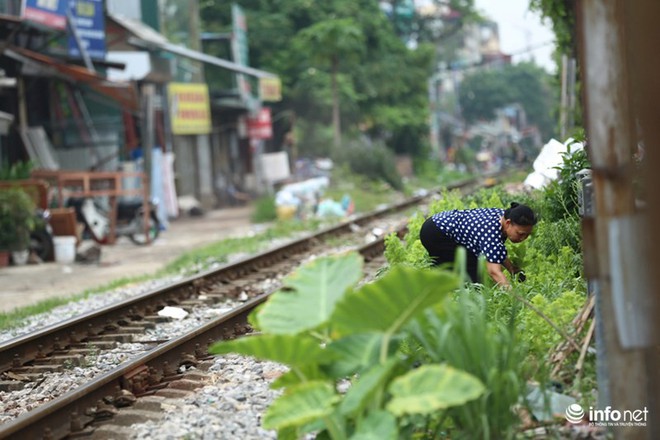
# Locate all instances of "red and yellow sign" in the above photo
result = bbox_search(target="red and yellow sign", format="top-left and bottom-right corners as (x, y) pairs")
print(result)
(167, 83), (211, 135)
(259, 76), (282, 102)
(247, 108), (273, 139)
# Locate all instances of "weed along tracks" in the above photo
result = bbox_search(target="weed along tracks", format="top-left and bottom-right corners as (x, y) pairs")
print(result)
(0, 178), (487, 439)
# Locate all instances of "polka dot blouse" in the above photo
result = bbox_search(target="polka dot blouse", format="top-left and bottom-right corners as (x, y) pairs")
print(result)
(431, 208), (507, 264)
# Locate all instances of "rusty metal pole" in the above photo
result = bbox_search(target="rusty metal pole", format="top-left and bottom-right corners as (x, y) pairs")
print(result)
(624, 1), (660, 438)
(576, 1), (659, 438)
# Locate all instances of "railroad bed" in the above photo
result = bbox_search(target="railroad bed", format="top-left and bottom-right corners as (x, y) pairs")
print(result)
(0, 178), (485, 439)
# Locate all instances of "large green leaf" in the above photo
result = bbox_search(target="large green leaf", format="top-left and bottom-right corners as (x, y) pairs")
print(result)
(323, 332), (384, 377)
(386, 364), (485, 416)
(350, 410), (397, 440)
(262, 381), (339, 430)
(254, 252), (363, 334)
(339, 357), (399, 417)
(271, 364), (328, 389)
(331, 267), (458, 336)
(209, 334), (331, 367)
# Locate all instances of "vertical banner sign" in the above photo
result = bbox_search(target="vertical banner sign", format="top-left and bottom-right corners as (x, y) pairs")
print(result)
(23, 0), (68, 30)
(231, 4), (249, 66)
(231, 4), (252, 103)
(167, 83), (212, 135)
(67, 0), (106, 60)
(247, 107), (273, 140)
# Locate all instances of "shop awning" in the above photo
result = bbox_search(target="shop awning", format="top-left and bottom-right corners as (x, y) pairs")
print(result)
(128, 38), (278, 79)
(2, 46), (138, 111)
(107, 12), (277, 79)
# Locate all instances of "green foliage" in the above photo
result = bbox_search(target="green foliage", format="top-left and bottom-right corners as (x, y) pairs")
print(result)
(0, 160), (34, 180)
(210, 253), (487, 439)
(386, 364), (485, 415)
(529, 0), (578, 57)
(383, 180), (592, 403)
(331, 141), (403, 191)
(263, 381), (340, 431)
(251, 195), (277, 223)
(540, 141), (590, 222)
(199, 0), (439, 159)
(409, 292), (528, 439)
(252, 252), (364, 334)
(458, 63), (556, 140)
(0, 187), (36, 251)
(518, 290), (585, 362)
(293, 18), (365, 69)
(383, 211), (430, 268)
(324, 166), (395, 214)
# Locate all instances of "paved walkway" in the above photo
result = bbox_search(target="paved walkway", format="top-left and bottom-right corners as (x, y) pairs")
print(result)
(0, 206), (255, 313)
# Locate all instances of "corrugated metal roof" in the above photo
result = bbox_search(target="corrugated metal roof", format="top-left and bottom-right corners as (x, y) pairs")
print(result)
(3, 46), (138, 111)
(106, 11), (277, 79)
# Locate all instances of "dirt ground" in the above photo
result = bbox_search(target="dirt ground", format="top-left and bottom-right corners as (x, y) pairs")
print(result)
(0, 206), (255, 314)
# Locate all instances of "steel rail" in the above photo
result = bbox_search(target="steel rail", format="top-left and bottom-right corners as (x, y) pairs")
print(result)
(0, 175), (497, 440)
(0, 177), (479, 375)
(0, 222), (397, 440)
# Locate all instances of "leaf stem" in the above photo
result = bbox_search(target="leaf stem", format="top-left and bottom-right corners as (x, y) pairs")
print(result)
(510, 290), (581, 351)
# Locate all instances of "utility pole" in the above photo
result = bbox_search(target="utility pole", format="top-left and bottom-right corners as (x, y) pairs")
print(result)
(576, 1), (659, 439)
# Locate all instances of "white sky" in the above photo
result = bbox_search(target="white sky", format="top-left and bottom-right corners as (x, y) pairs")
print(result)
(474, 0), (556, 72)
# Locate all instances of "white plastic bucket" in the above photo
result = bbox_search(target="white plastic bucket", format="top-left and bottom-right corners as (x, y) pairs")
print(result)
(53, 236), (76, 264)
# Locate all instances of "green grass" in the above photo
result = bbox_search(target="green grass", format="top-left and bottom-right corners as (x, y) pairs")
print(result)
(0, 276), (145, 331)
(159, 218), (321, 275)
(324, 170), (396, 213)
(0, 169), (472, 333)
(0, 219), (323, 332)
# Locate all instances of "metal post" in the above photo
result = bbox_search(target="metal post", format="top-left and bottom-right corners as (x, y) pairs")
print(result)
(624, 1), (660, 438)
(559, 54), (568, 140)
(66, 10), (94, 73)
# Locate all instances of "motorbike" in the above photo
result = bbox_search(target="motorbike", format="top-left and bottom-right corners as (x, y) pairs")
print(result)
(67, 197), (162, 245)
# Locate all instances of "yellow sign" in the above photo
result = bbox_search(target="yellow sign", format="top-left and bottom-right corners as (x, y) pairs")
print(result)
(259, 76), (282, 102)
(167, 83), (211, 135)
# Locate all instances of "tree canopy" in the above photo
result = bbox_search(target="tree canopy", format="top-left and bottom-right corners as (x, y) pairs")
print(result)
(458, 62), (556, 140)
(199, 0), (439, 157)
(197, 1), (557, 158)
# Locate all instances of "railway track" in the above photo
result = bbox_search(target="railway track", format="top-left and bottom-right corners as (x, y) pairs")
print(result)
(0, 177), (488, 439)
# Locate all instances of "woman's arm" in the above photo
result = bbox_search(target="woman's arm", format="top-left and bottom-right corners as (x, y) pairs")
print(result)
(487, 262), (510, 288)
(501, 258), (519, 275)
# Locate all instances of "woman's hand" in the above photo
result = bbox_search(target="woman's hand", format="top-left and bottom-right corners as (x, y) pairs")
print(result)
(487, 261), (511, 288)
(503, 258), (526, 282)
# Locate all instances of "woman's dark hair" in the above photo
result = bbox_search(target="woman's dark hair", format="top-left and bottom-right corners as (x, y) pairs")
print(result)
(504, 202), (537, 226)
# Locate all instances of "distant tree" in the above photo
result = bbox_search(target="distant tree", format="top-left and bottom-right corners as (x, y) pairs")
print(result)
(293, 19), (364, 148)
(458, 63), (555, 139)
(198, 1), (457, 159)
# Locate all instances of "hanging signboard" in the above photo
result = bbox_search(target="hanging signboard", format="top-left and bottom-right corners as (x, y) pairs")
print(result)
(23, 0), (68, 30)
(247, 107), (273, 140)
(167, 83), (212, 135)
(67, 0), (106, 60)
(259, 76), (282, 102)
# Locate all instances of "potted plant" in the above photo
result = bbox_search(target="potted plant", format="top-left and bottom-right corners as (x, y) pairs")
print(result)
(0, 187), (36, 266)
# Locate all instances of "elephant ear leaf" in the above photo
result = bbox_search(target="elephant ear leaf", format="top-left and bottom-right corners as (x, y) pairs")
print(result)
(263, 381), (339, 430)
(332, 266), (458, 336)
(254, 252), (363, 334)
(350, 410), (397, 440)
(210, 334), (330, 367)
(386, 364), (485, 416)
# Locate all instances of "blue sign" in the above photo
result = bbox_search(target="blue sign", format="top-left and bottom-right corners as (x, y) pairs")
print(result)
(67, 0), (106, 60)
(23, 0), (69, 30)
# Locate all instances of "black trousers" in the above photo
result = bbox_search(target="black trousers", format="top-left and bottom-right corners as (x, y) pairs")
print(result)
(419, 217), (479, 282)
